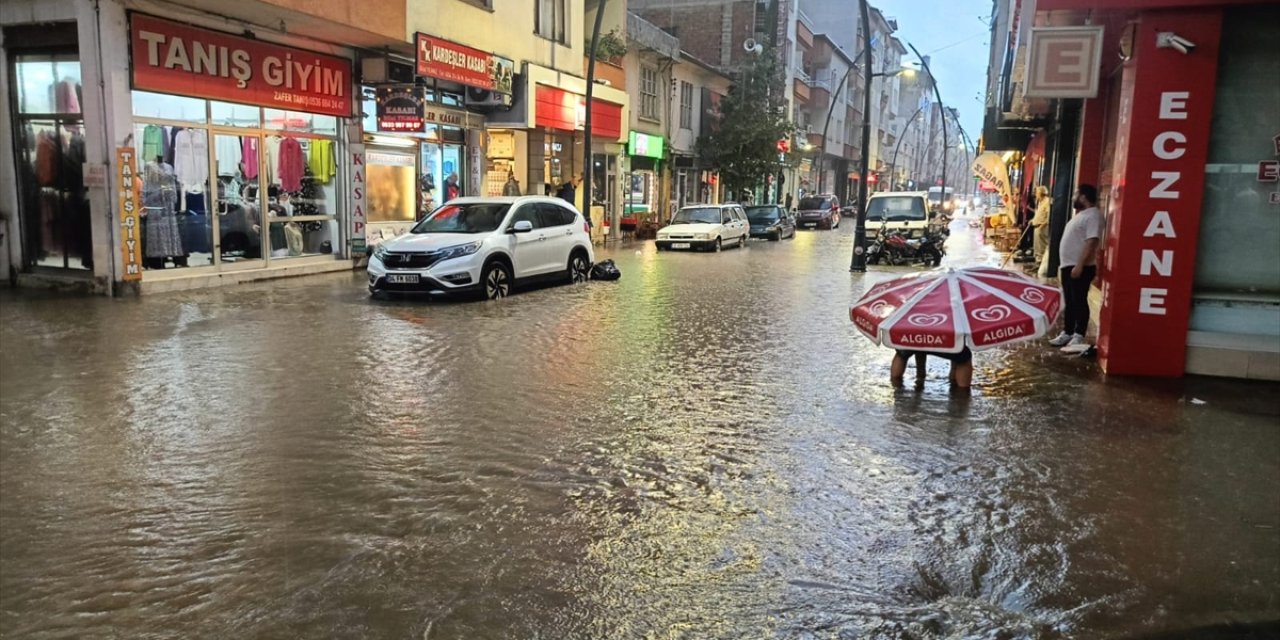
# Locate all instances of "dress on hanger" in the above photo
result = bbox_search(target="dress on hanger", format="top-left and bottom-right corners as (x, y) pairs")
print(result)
(215, 135), (242, 177)
(307, 139), (335, 184)
(277, 137), (305, 192)
(142, 125), (165, 163)
(241, 137), (260, 179)
(142, 162), (184, 259)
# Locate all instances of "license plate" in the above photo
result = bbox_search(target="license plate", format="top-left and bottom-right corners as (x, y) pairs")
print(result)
(803, 223), (816, 228)
(386, 274), (420, 284)
(671, 243), (691, 249)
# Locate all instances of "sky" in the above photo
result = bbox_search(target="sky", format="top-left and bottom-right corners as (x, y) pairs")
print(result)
(872, 0), (993, 142)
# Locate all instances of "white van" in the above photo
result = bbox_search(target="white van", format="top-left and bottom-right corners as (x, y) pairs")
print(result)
(927, 186), (958, 214)
(863, 191), (933, 239)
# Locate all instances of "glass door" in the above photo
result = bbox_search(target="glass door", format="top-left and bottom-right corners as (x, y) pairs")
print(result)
(442, 144), (463, 202)
(10, 53), (91, 272)
(212, 132), (264, 268)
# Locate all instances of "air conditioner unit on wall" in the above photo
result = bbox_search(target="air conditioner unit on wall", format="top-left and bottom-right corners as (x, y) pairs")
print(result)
(360, 56), (414, 84)
(466, 86), (513, 110)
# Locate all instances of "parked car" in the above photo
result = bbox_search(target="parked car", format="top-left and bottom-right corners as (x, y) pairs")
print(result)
(746, 205), (796, 240)
(863, 191), (933, 239)
(656, 204), (749, 251)
(795, 194), (841, 229)
(367, 197), (594, 299)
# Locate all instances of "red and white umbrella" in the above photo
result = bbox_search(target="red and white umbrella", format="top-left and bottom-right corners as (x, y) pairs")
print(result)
(850, 266), (1062, 353)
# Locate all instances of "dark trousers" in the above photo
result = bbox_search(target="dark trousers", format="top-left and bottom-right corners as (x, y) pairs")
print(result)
(1060, 265), (1097, 336)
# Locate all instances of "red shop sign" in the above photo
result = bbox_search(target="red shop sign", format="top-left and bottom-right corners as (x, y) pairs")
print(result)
(129, 14), (352, 117)
(534, 85), (622, 140)
(415, 33), (515, 95)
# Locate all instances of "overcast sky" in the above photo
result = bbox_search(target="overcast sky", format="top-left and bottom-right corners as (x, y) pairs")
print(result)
(875, 0), (993, 141)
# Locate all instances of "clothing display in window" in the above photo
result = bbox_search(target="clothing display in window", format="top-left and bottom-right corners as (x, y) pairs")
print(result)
(307, 139), (335, 184)
(36, 131), (60, 187)
(164, 127), (181, 166)
(172, 129), (208, 189)
(55, 79), (81, 113)
(277, 137), (305, 193)
(141, 162), (184, 259)
(180, 191), (211, 254)
(142, 124), (165, 163)
(242, 137), (259, 179)
(215, 135), (242, 177)
(264, 136), (280, 183)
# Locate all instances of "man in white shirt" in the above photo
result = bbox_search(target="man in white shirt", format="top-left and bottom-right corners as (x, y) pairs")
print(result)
(1049, 184), (1103, 349)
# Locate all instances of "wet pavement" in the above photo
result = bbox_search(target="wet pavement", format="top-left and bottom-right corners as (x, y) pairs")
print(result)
(2, 227), (1278, 639)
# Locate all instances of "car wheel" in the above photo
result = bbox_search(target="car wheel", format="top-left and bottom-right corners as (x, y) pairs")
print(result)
(714, 237), (723, 252)
(482, 260), (512, 300)
(568, 250), (590, 284)
(739, 234), (747, 249)
(770, 232), (780, 241)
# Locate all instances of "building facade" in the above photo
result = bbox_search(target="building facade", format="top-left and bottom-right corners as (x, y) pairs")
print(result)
(983, 0), (1280, 380)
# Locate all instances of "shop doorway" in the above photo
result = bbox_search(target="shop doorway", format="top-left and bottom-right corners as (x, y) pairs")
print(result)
(8, 50), (92, 272)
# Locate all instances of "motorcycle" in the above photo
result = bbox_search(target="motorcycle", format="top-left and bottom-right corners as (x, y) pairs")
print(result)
(881, 227), (947, 267)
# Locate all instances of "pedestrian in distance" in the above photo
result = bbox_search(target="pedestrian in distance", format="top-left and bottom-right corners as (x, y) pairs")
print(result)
(1031, 185), (1051, 264)
(891, 348), (973, 391)
(502, 171), (521, 196)
(1049, 184), (1103, 350)
(556, 173), (581, 206)
(444, 172), (461, 202)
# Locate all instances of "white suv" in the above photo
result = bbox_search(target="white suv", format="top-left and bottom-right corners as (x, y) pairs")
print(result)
(368, 197), (595, 299)
(655, 204), (749, 251)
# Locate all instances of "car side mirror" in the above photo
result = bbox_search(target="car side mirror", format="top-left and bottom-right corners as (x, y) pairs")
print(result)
(510, 220), (534, 234)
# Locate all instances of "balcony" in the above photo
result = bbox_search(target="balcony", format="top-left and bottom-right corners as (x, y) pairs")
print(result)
(584, 57), (626, 89)
(793, 69), (811, 103)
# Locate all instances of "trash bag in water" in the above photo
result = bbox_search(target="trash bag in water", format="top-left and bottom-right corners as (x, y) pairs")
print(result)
(590, 259), (621, 281)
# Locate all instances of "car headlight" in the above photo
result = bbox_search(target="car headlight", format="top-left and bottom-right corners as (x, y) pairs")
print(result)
(436, 241), (482, 261)
(694, 233), (709, 240)
(372, 244), (389, 262)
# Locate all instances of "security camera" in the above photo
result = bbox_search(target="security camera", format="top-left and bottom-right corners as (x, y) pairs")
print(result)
(1156, 32), (1196, 54)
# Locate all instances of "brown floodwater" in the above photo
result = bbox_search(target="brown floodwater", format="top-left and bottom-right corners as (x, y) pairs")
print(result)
(2, 228), (1277, 638)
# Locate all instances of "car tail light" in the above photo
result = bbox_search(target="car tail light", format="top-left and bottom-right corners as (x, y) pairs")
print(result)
(584, 222), (590, 234)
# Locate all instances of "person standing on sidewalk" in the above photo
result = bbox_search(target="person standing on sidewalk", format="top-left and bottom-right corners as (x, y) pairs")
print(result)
(1031, 185), (1051, 263)
(1049, 185), (1103, 349)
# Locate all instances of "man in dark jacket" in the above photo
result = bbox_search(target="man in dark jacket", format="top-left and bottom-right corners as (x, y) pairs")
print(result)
(556, 173), (581, 206)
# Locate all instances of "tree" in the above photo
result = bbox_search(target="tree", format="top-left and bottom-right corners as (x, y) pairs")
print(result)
(696, 48), (794, 199)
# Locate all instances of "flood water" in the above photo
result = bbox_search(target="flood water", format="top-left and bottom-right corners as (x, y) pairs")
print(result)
(2, 228), (1278, 638)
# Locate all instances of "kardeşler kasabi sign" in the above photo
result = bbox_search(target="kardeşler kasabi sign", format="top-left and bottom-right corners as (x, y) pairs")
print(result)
(415, 33), (514, 95)
(130, 14), (353, 117)
(376, 86), (424, 132)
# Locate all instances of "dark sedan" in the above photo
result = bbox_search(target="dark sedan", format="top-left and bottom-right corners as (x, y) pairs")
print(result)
(746, 205), (796, 240)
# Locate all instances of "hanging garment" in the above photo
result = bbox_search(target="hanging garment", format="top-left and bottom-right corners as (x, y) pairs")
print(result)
(164, 127), (182, 166)
(277, 137), (305, 193)
(36, 131), (60, 187)
(264, 136), (281, 183)
(242, 137), (260, 179)
(180, 191), (212, 254)
(307, 139), (336, 183)
(215, 135), (242, 177)
(55, 79), (81, 113)
(142, 164), (184, 259)
(173, 129), (209, 190)
(142, 125), (165, 163)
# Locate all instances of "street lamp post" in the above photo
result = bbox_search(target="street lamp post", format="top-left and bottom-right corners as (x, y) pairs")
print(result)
(583, 0), (608, 234)
(850, 0), (874, 271)
(888, 102), (928, 191)
(907, 42), (947, 215)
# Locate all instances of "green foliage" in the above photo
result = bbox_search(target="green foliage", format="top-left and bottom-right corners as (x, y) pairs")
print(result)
(696, 48), (795, 196)
(589, 29), (627, 64)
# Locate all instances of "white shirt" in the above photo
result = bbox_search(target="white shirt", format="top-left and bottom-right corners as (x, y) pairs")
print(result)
(172, 129), (209, 189)
(1059, 206), (1103, 268)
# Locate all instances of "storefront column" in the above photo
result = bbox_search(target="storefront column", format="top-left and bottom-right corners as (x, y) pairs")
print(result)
(526, 129), (545, 196)
(1097, 8), (1224, 377)
(80, 0), (133, 293)
(1074, 88), (1108, 190)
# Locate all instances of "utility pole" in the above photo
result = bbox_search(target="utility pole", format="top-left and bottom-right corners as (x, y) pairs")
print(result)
(907, 43), (946, 209)
(850, 0), (874, 272)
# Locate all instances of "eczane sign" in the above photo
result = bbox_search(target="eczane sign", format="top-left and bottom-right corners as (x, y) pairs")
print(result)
(1024, 26), (1104, 98)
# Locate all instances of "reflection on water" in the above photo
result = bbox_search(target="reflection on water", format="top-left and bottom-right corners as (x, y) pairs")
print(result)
(2, 229), (1278, 638)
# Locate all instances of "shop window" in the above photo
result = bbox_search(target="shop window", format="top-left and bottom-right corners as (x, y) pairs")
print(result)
(640, 66), (660, 121)
(680, 81), (693, 130)
(536, 0), (567, 44)
(13, 54), (81, 115)
(211, 101), (262, 128)
(367, 150), (418, 223)
(132, 90), (207, 122)
(263, 109), (338, 136)
(133, 123), (214, 269)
